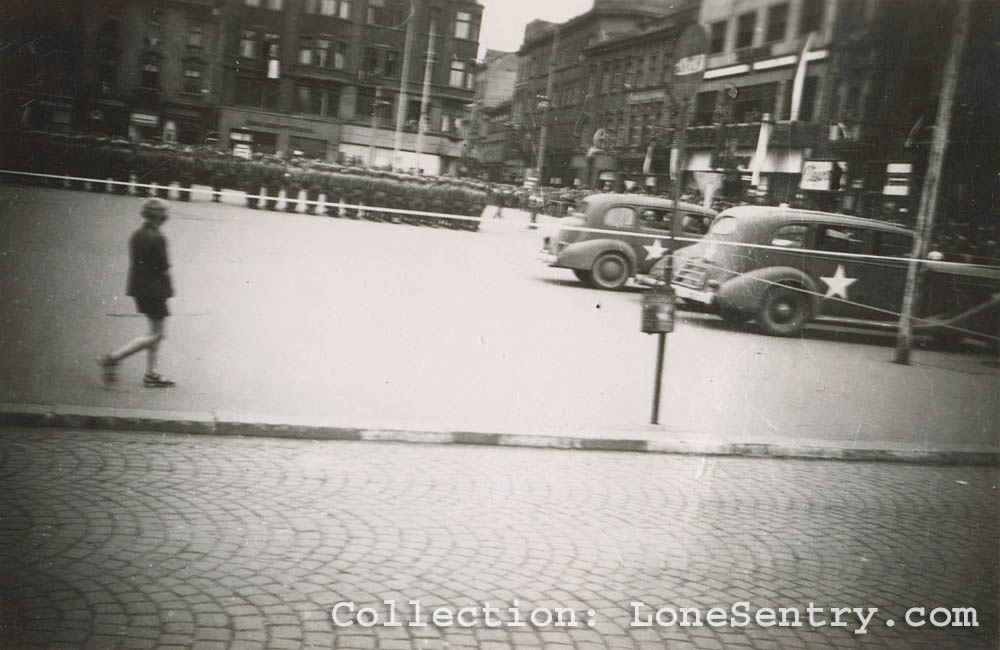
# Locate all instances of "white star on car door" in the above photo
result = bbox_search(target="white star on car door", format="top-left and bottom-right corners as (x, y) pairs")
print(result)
(643, 238), (667, 260)
(820, 264), (858, 299)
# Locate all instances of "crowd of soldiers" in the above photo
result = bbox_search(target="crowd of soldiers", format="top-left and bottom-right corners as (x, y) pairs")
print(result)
(0, 130), (488, 230)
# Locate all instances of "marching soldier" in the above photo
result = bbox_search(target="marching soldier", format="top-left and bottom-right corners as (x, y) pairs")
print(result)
(263, 156), (283, 211)
(344, 170), (365, 219)
(175, 148), (195, 201)
(326, 169), (347, 217)
(244, 155), (263, 209)
(302, 163), (322, 215)
(283, 160), (303, 213)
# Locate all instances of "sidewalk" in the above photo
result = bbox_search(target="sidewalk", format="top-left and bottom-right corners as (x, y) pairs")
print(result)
(0, 185), (997, 464)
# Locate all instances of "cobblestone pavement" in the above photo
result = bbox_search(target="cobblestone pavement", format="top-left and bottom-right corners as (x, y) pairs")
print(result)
(0, 429), (996, 650)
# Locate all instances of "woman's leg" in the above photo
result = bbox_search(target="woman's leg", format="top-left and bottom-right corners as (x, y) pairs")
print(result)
(144, 317), (165, 375)
(109, 316), (164, 364)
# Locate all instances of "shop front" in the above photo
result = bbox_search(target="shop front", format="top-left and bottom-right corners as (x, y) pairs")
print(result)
(218, 107), (341, 160)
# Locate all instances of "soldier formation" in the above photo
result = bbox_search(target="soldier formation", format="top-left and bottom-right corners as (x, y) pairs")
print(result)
(0, 130), (488, 231)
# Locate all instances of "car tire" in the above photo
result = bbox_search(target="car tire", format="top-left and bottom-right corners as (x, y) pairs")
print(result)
(757, 286), (809, 336)
(573, 268), (592, 283)
(588, 253), (630, 290)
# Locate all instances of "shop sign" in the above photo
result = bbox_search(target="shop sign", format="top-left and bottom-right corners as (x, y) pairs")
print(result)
(800, 160), (845, 191)
(883, 162), (912, 196)
(672, 24), (708, 104)
(629, 89), (666, 103)
(130, 113), (159, 126)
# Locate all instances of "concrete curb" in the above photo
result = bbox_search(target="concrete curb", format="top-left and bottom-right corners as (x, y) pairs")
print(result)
(0, 403), (996, 466)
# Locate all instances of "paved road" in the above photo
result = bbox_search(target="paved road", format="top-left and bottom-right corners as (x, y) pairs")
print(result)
(0, 428), (996, 649)
(0, 184), (997, 453)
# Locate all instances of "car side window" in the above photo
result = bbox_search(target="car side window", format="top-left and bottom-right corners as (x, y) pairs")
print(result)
(815, 225), (867, 255)
(603, 206), (636, 229)
(639, 208), (671, 231)
(683, 212), (711, 235)
(874, 231), (913, 258)
(771, 224), (808, 248)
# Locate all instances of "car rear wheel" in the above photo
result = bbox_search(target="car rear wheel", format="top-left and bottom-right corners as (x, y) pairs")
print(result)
(572, 268), (592, 283)
(589, 253), (630, 290)
(757, 286), (809, 336)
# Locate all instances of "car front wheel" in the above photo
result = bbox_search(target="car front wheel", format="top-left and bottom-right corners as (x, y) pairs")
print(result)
(757, 286), (809, 336)
(589, 253), (630, 290)
(573, 268), (592, 283)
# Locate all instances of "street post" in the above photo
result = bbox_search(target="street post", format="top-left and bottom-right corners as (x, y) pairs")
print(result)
(644, 23), (706, 425)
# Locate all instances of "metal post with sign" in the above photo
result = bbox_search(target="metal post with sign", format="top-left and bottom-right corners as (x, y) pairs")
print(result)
(644, 24), (706, 425)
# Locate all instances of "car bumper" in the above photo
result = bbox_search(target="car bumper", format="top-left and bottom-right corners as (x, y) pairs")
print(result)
(537, 251), (559, 266)
(672, 284), (715, 305)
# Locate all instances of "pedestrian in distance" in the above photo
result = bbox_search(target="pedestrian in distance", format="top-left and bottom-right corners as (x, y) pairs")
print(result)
(98, 198), (176, 388)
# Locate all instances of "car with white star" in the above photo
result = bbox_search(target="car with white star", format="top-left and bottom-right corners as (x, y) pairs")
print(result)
(655, 205), (1000, 341)
(537, 193), (717, 290)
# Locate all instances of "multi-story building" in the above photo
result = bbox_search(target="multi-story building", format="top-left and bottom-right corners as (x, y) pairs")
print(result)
(74, 0), (224, 143)
(216, 0), (481, 172)
(2, 0), (482, 173)
(512, 0), (677, 187)
(577, 1), (699, 192)
(463, 49), (517, 180)
(812, 0), (998, 225)
(1, 1), (86, 134)
(679, 0), (835, 205)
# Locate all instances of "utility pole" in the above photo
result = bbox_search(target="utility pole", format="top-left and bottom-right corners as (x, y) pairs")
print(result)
(414, 15), (437, 171)
(893, 0), (970, 364)
(535, 26), (559, 184)
(392, 0), (418, 170)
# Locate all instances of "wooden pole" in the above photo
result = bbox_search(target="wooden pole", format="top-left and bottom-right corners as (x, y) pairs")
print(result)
(893, 0), (970, 364)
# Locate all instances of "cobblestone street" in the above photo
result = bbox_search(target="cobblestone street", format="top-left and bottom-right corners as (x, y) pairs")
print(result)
(0, 428), (996, 650)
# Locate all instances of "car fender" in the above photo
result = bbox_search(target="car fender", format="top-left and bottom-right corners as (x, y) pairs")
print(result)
(717, 266), (821, 316)
(558, 239), (638, 272)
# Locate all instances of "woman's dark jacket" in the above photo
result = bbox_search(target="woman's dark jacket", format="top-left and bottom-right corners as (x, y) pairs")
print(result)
(126, 222), (173, 299)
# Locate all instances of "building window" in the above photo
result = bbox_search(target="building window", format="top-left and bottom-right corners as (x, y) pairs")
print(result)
(266, 0), (283, 9)
(455, 11), (472, 39)
(299, 37), (315, 64)
(781, 76), (820, 120)
(264, 33), (280, 60)
(239, 30), (259, 58)
(800, 0), (823, 34)
(736, 12), (756, 48)
(612, 61), (622, 92)
(766, 4), (789, 42)
(332, 41), (347, 68)
(296, 85), (324, 114)
(365, 47), (380, 74)
(140, 62), (160, 89)
(600, 65), (610, 94)
(98, 61), (118, 94)
(732, 82), (777, 122)
(244, 0), (260, 6)
(187, 24), (204, 49)
(709, 20), (726, 53)
(368, 0), (402, 27)
(183, 68), (203, 94)
(693, 90), (717, 126)
(384, 50), (399, 77)
(449, 59), (466, 87)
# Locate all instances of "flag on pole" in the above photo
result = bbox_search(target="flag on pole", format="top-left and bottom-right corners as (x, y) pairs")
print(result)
(789, 33), (815, 122)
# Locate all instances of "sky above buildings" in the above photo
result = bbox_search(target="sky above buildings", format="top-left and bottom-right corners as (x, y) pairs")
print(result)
(478, 0), (594, 55)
